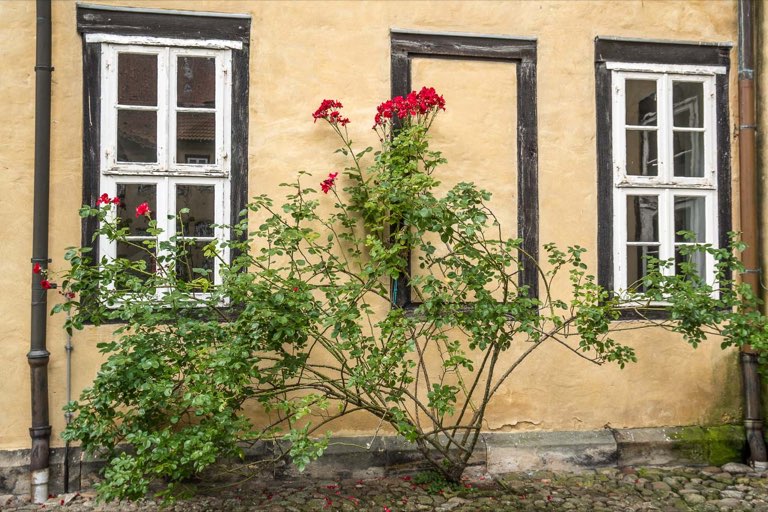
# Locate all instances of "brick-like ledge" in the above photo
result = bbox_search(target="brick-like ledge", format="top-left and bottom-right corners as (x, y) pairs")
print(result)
(0, 426), (748, 495)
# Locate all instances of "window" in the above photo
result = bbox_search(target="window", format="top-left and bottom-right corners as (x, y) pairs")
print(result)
(100, 45), (231, 285)
(390, 30), (539, 307)
(611, 68), (719, 292)
(595, 38), (732, 312)
(77, 5), (250, 290)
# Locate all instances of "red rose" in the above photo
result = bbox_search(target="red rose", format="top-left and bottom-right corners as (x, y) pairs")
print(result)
(33, 263), (41, 274)
(96, 193), (110, 206)
(313, 99), (350, 126)
(135, 202), (150, 217)
(112, 197), (121, 205)
(40, 279), (52, 290)
(320, 172), (338, 194)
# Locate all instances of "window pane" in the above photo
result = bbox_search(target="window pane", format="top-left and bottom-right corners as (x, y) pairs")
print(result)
(177, 56), (216, 108)
(626, 129), (658, 176)
(626, 195), (658, 242)
(674, 196), (706, 242)
(176, 240), (214, 284)
(673, 81), (704, 128)
(176, 185), (215, 236)
(116, 183), (156, 236)
(118, 53), (157, 107)
(116, 240), (156, 283)
(625, 80), (657, 126)
(117, 110), (157, 163)
(626, 245), (659, 292)
(675, 248), (705, 278)
(673, 130), (704, 177)
(177, 112), (215, 164)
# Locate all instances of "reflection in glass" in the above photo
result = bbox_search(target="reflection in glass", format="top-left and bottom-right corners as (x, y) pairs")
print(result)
(673, 130), (704, 177)
(116, 183), (156, 236)
(176, 185), (215, 236)
(675, 248), (705, 278)
(175, 240), (214, 284)
(626, 245), (659, 292)
(117, 110), (157, 163)
(118, 53), (157, 106)
(626, 129), (658, 176)
(176, 112), (215, 164)
(117, 240), (156, 283)
(674, 196), (706, 242)
(625, 80), (657, 126)
(626, 196), (658, 242)
(177, 56), (216, 108)
(673, 82), (703, 128)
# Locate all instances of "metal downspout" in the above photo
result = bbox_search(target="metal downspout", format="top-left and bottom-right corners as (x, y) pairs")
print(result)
(738, 0), (768, 470)
(29, 0), (53, 503)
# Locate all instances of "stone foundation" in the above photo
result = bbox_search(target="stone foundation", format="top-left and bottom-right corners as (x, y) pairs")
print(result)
(0, 426), (747, 496)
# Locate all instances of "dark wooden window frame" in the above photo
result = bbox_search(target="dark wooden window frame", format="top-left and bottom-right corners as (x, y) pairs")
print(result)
(594, 37), (732, 320)
(77, 4), (251, 252)
(390, 30), (539, 309)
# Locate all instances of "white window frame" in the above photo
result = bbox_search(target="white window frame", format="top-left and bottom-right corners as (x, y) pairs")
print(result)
(98, 38), (232, 294)
(609, 63), (724, 295)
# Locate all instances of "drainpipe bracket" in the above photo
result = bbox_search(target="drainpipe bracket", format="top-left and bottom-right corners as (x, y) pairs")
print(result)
(29, 425), (52, 439)
(33, 65), (54, 72)
(27, 349), (50, 361)
(740, 69), (755, 80)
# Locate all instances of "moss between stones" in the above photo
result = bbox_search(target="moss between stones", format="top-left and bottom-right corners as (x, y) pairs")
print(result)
(668, 425), (746, 466)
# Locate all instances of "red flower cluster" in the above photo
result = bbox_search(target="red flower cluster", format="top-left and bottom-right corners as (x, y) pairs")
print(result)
(312, 99), (350, 126)
(320, 172), (338, 194)
(373, 86), (446, 127)
(33, 263), (42, 274)
(40, 280), (52, 290)
(135, 202), (151, 218)
(96, 193), (120, 206)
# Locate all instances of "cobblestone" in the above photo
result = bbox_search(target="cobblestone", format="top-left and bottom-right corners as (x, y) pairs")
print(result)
(4, 464), (768, 511)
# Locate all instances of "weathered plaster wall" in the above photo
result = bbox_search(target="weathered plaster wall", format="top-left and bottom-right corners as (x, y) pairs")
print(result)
(0, 0), (741, 450)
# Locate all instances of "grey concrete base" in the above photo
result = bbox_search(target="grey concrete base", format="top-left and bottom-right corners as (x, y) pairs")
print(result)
(0, 446), (81, 497)
(0, 426), (747, 495)
(614, 425), (746, 467)
(484, 430), (618, 473)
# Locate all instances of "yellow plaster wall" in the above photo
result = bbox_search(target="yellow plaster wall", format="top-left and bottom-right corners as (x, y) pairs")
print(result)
(0, 0), (741, 450)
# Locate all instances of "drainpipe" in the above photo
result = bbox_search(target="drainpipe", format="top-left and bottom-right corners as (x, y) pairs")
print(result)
(738, 0), (768, 471)
(29, 0), (53, 503)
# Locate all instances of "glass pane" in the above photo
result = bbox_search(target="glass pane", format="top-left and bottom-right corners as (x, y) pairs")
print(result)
(117, 110), (157, 163)
(674, 196), (706, 242)
(177, 56), (216, 108)
(626, 196), (658, 242)
(118, 53), (157, 106)
(626, 129), (658, 176)
(627, 245), (659, 292)
(625, 80), (657, 126)
(673, 82), (704, 128)
(176, 240), (214, 284)
(117, 240), (156, 283)
(176, 112), (215, 164)
(176, 185), (215, 236)
(116, 183), (156, 236)
(675, 248), (705, 278)
(673, 130), (704, 177)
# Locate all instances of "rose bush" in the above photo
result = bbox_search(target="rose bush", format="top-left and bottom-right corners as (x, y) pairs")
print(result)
(56, 88), (768, 500)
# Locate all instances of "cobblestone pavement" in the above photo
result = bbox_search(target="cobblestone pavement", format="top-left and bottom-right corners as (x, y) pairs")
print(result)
(3, 463), (768, 511)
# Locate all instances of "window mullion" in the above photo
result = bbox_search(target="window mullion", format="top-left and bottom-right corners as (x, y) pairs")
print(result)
(612, 72), (626, 183)
(658, 75), (672, 184)
(157, 48), (170, 172)
(659, 189), (674, 276)
(613, 187), (627, 291)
